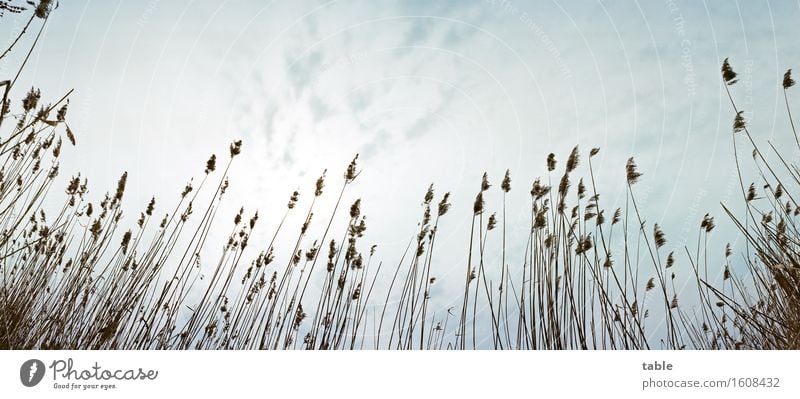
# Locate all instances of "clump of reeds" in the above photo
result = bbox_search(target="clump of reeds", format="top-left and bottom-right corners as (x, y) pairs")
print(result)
(1, 5), (798, 350)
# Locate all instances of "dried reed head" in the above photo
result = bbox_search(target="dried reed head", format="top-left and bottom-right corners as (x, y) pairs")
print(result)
(293, 305), (306, 330)
(288, 190), (299, 209)
(205, 154), (216, 174)
(56, 101), (68, 122)
(305, 243), (318, 261)
(733, 111), (746, 133)
(301, 212), (313, 234)
(22, 87), (40, 112)
(783, 69), (795, 89)
(721, 58), (738, 85)
(114, 172), (128, 203)
(327, 240), (336, 272)
(350, 198), (361, 219)
(575, 234), (592, 255)
(603, 254), (613, 268)
(437, 192), (451, 216)
(534, 210), (546, 229)
(700, 213), (715, 233)
(249, 211), (258, 229)
(66, 127), (76, 145)
(501, 169), (511, 193)
(626, 157), (642, 185)
(181, 180), (193, 198)
(345, 154), (360, 182)
(421, 204), (431, 227)
(530, 178), (550, 200)
(351, 283), (362, 300)
(234, 208), (243, 225)
(481, 172), (491, 191)
(0, 1), (26, 16)
(424, 184), (434, 205)
(473, 192), (484, 215)
(612, 208), (621, 225)
(566, 145), (579, 173)
(761, 211), (773, 225)
(66, 175), (80, 195)
(746, 183), (757, 201)
(315, 170), (326, 197)
(487, 213), (497, 230)
(653, 224), (666, 248)
(120, 230), (132, 254)
(35, 0), (52, 18)
(229, 140), (242, 157)
(558, 174), (570, 197)
(596, 209), (605, 225)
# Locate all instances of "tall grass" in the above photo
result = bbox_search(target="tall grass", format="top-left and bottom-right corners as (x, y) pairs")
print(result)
(0, 3), (797, 349)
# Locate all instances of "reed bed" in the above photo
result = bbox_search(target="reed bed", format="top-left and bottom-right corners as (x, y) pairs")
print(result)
(0, 3), (797, 349)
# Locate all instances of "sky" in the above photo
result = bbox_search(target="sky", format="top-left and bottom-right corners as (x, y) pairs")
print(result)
(2, 0), (800, 345)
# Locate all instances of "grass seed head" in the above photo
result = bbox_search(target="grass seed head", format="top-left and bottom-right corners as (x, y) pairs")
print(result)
(424, 184), (434, 204)
(114, 172), (128, 202)
(473, 192), (484, 215)
(35, 0), (53, 18)
(146, 197), (155, 216)
(345, 154), (360, 182)
(701, 213), (715, 232)
(487, 213), (497, 230)
(481, 172), (491, 191)
(229, 140), (242, 157)
(66, 127), (76, 145)
(437, 192), (451, 216)
(653, 223), (666, 248)
(733, 111), (747, 133)
(626, 157), (642, 185)
(288, 190), (299, 209)
(22, 87), (40, 112)
(721, 58), (738, 85)
(205, 154), (216, 174)
(783, 69), (795, 89)
(746, 182), (757, 202)
(350, 198), (361, 219)
(501, 169), (511, 192)
(315, 170), (326, 197)
(566, 145), (579, 173)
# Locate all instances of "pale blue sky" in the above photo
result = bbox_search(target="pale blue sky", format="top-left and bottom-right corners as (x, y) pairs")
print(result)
(2, 0), (800, 345)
